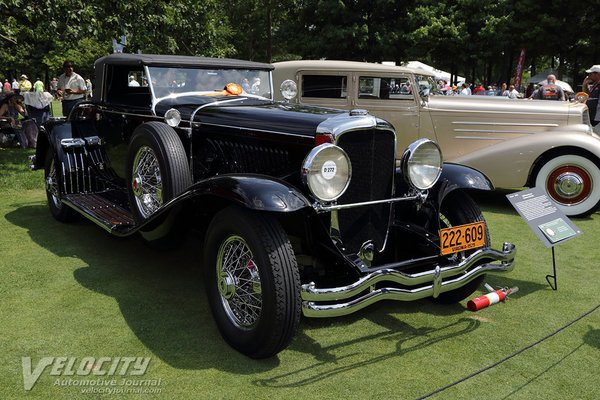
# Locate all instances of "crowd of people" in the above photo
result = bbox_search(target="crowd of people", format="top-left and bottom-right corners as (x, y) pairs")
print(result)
(437, 79), (525, 99)
(0, 61), (92, 148)
(1, 60), (599, 147)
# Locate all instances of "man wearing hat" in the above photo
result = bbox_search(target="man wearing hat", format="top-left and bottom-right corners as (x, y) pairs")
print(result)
(19, 75), (32, 92)
(583, 65), (600, 134)
(57, 60), (87, 117)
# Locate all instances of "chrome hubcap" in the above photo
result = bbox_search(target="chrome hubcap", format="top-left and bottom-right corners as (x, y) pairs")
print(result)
(553, 172), (584, 199)
(131, 146), (163, 218)
(216, 235), (262, 329)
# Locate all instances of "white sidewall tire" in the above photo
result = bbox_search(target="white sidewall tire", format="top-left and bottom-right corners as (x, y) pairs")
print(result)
(535, 155), (600, 217)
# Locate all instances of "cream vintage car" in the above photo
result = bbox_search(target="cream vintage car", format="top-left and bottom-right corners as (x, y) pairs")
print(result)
(273, 60), (598, 217)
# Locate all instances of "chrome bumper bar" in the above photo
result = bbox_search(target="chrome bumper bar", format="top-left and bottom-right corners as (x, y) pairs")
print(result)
(301, 242), (516, 317)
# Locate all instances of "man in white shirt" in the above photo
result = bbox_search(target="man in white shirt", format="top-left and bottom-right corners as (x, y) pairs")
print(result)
(57, 60), (87, 117)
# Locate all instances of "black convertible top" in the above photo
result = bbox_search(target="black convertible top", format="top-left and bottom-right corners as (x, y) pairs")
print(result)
(94, 53), (273, 71)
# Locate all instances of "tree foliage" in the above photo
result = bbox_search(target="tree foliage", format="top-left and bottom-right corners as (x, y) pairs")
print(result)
(0, 0), (597, 87)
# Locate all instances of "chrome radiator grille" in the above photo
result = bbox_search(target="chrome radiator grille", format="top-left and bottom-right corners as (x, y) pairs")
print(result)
(336, 129), (395, 253)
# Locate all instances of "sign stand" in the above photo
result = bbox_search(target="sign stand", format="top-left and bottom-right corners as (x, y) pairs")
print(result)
(546, 247), (558, 290)
(506, 187), (582, 290)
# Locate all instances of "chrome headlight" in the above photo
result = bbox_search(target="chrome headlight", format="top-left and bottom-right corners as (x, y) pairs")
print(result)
(302, 144), (351, 202)
(401, 139), (442, 190)
(280, 79), (298, 101)
(164, 108), (181, 127)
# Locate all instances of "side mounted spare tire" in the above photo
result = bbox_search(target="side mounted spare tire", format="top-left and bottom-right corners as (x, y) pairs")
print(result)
(126, 122), (191, 225)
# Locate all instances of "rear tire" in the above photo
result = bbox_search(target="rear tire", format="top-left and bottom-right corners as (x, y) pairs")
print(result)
(44, 149), (77, 222)
(433, 191), (489, 304)
(534, 154), (600, 217)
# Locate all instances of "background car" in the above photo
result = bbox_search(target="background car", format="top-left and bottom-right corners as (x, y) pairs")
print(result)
(273, 60), (598, 217)
(31, 54), (515, 358)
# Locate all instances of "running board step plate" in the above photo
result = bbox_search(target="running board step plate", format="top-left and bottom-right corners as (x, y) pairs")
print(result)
(63, 192), (136, 234)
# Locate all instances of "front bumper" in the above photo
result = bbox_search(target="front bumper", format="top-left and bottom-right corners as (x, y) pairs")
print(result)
(301, 242), (516, 317)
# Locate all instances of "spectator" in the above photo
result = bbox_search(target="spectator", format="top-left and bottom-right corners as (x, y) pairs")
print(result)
(11, 78), (19, 94)
(460, 83), (470, 95)
(583, 65), (600, 134)
(3, 79), (12, 93)
(497, 83), (509, 96)
(507, 84), (520, 99)
(33, 78), (44, 92)
(23, 91), (54, 127)
(438, 79), (451, 94)
(473, 83), (485, 95)
(128, 75), (140, 87)
(531, 74), (565, 100)
(57, 60), (87, 117)
(0, 92), (38, 148)
(49, 77), (58, 97)
(19, 74), (32, 92)
(85, 79), (93, 99)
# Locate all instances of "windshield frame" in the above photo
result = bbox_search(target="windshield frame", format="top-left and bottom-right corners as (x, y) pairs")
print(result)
(145, 65), (273, 109)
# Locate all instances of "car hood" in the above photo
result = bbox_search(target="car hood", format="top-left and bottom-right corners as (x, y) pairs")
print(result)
(155, 96), (348, 137)
(426, 95), (587, 116)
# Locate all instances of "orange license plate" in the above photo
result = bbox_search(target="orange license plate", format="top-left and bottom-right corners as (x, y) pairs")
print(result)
(439, 221), (486, 255)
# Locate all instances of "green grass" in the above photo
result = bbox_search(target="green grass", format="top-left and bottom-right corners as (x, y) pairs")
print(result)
(1, 148), (599, 399)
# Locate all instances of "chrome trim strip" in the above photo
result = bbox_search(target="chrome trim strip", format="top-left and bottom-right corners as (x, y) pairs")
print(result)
(313, 192), (425, 212)
(199, 121), (314, 139)
(301, 242), (516, 317)
(451, 121), (559, 127)
(61, 138), (86, 148)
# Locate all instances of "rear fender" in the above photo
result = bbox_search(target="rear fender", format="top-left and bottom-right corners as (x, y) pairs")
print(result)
(451, 129), (600, 188)
(33, 122), (74, 169)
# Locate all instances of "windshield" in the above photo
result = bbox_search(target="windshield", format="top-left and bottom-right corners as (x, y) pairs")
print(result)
(416, 75), (443, 97)
(146, 66), (272, 100)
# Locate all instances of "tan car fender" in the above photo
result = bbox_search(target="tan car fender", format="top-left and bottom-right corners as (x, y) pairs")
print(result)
(450, 126), (600, 189)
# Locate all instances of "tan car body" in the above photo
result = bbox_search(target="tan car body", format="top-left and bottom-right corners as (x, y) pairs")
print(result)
(273, 60), (599, 216)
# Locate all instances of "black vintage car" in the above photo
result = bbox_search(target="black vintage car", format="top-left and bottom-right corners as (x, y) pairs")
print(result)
(31, 54), (516, 358)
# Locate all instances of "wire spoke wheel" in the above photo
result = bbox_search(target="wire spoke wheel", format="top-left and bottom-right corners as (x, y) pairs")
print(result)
(46, 157), (61, 208)
(217, 235), (262, 329)
(205, 207), (301, 358)
(132, 145), (163, 218)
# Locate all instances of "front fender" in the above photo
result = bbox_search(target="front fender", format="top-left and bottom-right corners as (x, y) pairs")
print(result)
(431, 163), (493, 203)
(185, 174), (312, 212)
(451, 128), (600, 188)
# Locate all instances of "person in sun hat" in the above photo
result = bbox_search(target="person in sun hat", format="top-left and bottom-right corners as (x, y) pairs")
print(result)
(19, 74), (32, 92)
(583, 65), (600, 134)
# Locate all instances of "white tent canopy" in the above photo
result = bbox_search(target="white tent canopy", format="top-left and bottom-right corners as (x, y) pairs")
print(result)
(526, 70), (572, 85)
(403, 61), (465, 84)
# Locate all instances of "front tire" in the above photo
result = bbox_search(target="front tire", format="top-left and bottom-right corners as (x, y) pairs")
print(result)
(204, 207), (301, 358)
(534, 154), (600, 217)
(433, 191), (490, 304)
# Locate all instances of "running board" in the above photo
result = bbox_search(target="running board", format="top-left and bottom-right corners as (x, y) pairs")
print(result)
(62, 192), (136, 235)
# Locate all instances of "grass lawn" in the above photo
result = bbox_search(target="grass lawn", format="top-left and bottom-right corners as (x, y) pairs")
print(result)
(1, 147), (599, 399)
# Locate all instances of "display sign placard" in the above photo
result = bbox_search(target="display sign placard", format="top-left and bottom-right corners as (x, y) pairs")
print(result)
(506, 187), (582, 248)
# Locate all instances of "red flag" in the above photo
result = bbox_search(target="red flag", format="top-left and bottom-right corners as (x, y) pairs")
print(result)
(513, 49), (526, 91)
